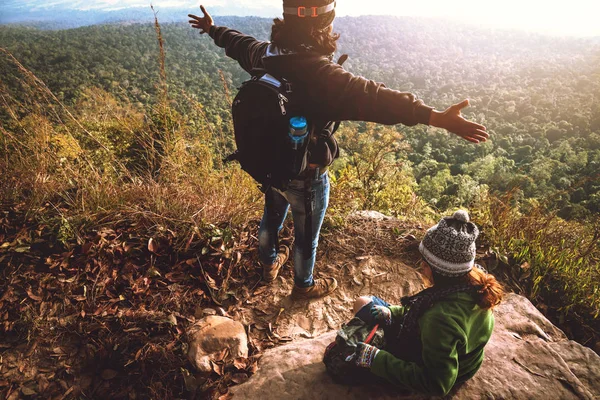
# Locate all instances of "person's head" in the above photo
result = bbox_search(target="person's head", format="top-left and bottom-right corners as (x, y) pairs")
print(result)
(271, 0), (340, 55)
(418, 210), (504, 309)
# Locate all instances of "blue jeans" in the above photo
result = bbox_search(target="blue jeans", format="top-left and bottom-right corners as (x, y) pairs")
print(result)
(258, 171), (330, 287)
(355, 296), (391, 325)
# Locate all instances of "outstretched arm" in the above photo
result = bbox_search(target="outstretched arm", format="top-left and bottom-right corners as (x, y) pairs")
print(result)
(188, 5), (268, 73)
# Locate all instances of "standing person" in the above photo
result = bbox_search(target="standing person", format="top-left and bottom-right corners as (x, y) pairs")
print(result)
(350, 210), (504, 396)
(188, 2), (489, 300)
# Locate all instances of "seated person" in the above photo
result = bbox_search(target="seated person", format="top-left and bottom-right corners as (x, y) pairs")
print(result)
(352, 210), (504, 396)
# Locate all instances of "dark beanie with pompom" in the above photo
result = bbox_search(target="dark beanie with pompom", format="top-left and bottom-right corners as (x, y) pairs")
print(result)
(282, 0), (336, 30)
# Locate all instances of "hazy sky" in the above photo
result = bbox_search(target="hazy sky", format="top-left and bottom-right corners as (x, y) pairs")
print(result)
(5, 0), (599, 36)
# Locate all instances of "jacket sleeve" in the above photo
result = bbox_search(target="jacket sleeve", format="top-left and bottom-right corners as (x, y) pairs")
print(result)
(389, 305), (406, 322)
(370, 311), (461, 396)
(208, 26), (269, 73)
(302, 59), (433, 126)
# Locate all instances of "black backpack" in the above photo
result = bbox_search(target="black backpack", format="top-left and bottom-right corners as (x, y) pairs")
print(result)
(225, 55), (347, 193)
(226, 70), (312, 192)
(323, 317), (385, 385)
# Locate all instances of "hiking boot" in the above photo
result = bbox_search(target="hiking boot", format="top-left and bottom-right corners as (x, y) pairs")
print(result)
(262, 245), (289, 282)
(291, 277), (338, 300)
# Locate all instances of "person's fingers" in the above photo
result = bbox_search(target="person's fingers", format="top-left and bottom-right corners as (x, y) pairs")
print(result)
(200, 5), (208, 16)
(188, 14), (200, 20)
(471, 122), (487, 131)
(473, 128), (489, 139)
(451, 99), (470, 113)
(456, 131), (479, 143)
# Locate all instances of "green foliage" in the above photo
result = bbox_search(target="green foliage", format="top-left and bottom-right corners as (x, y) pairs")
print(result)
(330, 123), (430, 220)
(473, 194), (600, 320)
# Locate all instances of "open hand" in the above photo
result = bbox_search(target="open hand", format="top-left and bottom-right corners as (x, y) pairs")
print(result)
(430, 99), (489, 144)
(188, 5), (213, 34)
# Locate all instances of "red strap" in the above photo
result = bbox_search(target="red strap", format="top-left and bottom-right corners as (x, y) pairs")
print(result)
(365, 324), (379, 344)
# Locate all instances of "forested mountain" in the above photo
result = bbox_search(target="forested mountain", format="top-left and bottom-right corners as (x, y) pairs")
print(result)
(1, 16), (599, 218)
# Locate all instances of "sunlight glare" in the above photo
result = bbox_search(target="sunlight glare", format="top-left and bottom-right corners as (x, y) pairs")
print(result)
(336, 0), (598, 36)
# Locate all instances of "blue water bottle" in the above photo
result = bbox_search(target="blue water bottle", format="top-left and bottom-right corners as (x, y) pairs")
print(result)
(289, 116), (308, 150)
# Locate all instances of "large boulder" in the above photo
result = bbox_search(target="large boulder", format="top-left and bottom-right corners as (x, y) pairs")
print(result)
(230, 294), (600, 399)
(187, 316), (248, 372)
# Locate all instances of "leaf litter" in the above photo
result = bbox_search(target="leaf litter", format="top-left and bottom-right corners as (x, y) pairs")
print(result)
(0, 208), (296, 399)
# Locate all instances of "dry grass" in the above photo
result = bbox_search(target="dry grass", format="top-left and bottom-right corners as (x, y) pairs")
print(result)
(472, 191), (600, 344)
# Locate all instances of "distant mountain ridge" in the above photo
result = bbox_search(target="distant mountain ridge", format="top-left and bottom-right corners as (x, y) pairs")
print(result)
(0, 3), (281, 30)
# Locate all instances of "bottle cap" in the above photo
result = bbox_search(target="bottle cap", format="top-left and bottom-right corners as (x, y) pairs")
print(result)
(290, 116), (307, 130)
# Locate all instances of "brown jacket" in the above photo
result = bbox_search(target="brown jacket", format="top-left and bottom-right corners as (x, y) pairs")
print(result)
(208, 26), (433, 166)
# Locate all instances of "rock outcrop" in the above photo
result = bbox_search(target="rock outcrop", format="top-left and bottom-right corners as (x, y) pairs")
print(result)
(231, 294), (600, 399)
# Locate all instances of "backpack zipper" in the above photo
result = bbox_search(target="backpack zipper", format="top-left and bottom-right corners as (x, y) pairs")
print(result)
(278, 93), (288, 116)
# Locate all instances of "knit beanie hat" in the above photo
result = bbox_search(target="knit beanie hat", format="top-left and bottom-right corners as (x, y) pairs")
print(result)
(282, 0), (336, 30)
(419, 210), (479, 277)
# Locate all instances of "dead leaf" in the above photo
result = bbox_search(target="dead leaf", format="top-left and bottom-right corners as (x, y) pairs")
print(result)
(217, 392), (233, 400)
(204, 273), (218, 290)
(253, 286), (268, 296)
(101, 369), (118, 380)
(210, 360), (224, 376)
(165, 271), (186, 282)
(233, 358), (247, 370)
(79, 375), (93, 390)
(147, 238), (158, 254)
(249, 361), (259, 374)
(81, 242), (93, 254)
(214, 348), (229, 362)
(167, 314), (177, 326)
(230, 373), (249, 384)
(21, 386), (37, 396)
(26, 289), (42, 302)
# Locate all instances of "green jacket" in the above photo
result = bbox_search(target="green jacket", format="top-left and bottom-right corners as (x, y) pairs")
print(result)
(370, 292), (494, 396)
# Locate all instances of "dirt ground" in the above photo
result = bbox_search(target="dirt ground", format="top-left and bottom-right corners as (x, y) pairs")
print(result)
(0, 208), (430, 399)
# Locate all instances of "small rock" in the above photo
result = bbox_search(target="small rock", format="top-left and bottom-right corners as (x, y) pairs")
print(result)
(203, 308), (217, 316)
(349, 210), (392, 220)
(187, 316), (248, 372)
